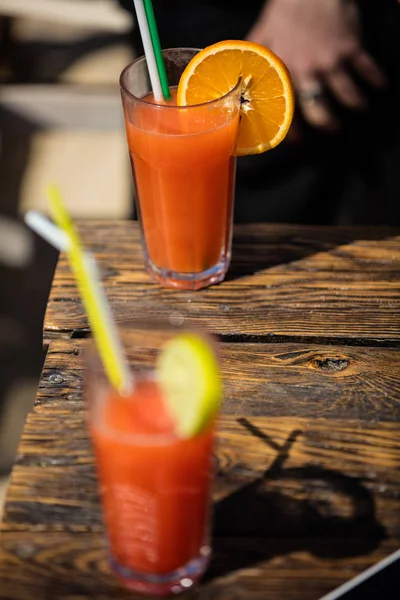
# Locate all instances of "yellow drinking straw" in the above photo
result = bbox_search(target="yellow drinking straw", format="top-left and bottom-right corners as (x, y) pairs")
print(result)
(47, 184), (131, 394)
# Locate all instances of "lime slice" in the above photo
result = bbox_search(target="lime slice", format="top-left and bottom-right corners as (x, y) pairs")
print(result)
(157, 333), (222, 438)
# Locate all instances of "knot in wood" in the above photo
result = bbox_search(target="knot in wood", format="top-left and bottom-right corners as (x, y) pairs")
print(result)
(49, 372), (64, 384)
(16, 543), (35, 559)
(315, 357), (349, 372)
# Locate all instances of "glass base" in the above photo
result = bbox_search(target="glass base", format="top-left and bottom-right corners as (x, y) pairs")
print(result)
(145, 256), (231, 290)
(110, 548), (211, 596)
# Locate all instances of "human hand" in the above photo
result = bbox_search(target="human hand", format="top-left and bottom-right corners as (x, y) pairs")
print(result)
(247, 0), (387, 132)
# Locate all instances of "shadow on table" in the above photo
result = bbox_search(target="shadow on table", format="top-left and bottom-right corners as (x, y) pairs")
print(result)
(206, 419), (386, 581)
(227, 225), (400, 280)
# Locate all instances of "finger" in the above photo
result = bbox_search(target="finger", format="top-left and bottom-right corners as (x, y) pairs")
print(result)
(246, 21), (265, 45)
(352, 51), (387, 88)
(297, 78), (339, 132)
(325, 68), (366, 110)
(299, 95), (339, 132)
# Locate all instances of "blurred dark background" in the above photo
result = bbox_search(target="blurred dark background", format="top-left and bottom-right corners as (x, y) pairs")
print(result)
(0, 0), (135, 513)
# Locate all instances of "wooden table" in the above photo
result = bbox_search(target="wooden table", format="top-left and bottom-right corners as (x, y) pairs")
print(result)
(1, 222), (400, 600)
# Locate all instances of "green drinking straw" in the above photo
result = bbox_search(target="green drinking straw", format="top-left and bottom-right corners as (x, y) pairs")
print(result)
(143, 0), (171, 100)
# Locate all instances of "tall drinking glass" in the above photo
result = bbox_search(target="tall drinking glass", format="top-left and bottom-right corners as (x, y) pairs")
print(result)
(120, 48), (241, 290)
(86, 321), (217, 596)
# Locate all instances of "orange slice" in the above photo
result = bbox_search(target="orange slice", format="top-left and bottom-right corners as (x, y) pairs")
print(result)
(177, 40), (295, 156)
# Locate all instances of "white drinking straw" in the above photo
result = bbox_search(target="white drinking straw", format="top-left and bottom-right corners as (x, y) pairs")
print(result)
(24, 202), (132, 395)
(25, 210), (69, 251)
(133, 0), (163, 102)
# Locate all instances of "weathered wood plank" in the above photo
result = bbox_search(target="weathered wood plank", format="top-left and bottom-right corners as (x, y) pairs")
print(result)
(3, 222), (400, 600)
(72, 221), (400, 275)
(1, 411), (399, 598)
(0, 532), (398, 600)
(44, 223), (400, 342)
(3, 414), (400, 534)
(34, 339), (400, 421)
(45, 279), (400, 342)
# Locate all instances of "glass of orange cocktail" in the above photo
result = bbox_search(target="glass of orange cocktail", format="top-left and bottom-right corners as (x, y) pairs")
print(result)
(120, 48), (241, 291)
(86, 321), (220, 596)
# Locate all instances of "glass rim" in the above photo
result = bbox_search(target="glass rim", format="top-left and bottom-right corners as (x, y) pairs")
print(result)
(91, 370), (216, 446)
(86, 319), (218, 445)
(119, 47), (242, 110)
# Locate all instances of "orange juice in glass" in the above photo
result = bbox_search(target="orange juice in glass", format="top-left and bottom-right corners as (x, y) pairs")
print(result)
(120, 48), (241, 290)
(86, 323), (218, 596)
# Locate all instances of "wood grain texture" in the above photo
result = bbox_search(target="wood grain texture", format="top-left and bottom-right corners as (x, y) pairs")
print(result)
(2, 340), (400, 598)
(0, 532), (397, 600)
(3, 410), (400, 533)
(1, 410), (399, 598)
(1, 532), (399, 600)
(32, 339), (400, 421)
(2, 222), (400, 600)
(44, 222), (400, 342)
